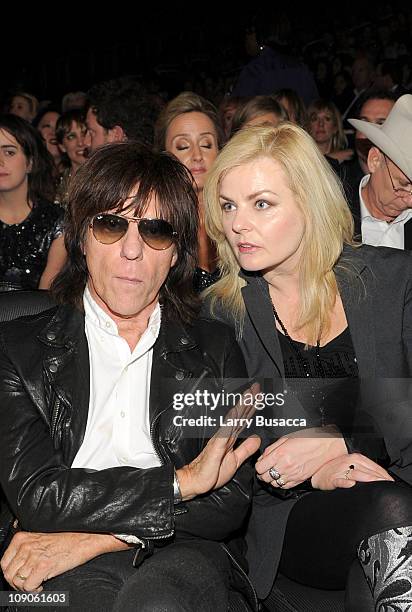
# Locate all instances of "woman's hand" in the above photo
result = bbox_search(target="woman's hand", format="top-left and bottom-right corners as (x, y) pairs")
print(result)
(311, 453), (394, 490)
(0, 531), (129, 592)
(255, 427), (347, 489)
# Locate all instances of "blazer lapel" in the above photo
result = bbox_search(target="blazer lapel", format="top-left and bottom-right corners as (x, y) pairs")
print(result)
(352, 195), (362, 240)
(241, 278), (284, 378)
(336, 254), (376, 378)
(404, 217), (412, 251)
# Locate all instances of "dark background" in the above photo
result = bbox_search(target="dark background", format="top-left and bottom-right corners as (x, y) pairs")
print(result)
(3, 2), (411, 104)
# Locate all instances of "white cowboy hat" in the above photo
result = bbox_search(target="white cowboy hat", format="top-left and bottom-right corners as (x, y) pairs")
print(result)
(348, 94), (412, 181)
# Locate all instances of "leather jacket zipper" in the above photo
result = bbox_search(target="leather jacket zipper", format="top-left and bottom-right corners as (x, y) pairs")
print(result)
(143, 408), (175, 544)
(50, 397), (61, 439)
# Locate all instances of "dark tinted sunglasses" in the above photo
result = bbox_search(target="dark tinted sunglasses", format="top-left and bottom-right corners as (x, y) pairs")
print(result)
(90, 213), (177, 250)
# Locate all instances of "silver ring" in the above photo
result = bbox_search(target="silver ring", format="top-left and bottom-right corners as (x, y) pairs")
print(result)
(277, 478), (285, 487)
(269, 467), (281, 481)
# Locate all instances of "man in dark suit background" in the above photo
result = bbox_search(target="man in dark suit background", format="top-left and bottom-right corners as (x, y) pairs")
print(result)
(232, 10), (318, 106)
(348, 94), (412, 249)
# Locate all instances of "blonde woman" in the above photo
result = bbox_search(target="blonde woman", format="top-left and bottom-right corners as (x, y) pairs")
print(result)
(155, 92), (224, 292)
(307, 99), (353, 162)
(204, 123), (412, 608)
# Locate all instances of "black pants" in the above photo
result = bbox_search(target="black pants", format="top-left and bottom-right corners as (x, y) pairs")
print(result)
(279, 480), (412, 590)
(25, 540), (232, 612)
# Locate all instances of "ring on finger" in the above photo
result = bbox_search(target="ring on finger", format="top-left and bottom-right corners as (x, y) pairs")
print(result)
(276, 478), (286, 487)
(344, 464), (355, 479)
(269, 467), (281, 481)
(16, 573), (27, 581)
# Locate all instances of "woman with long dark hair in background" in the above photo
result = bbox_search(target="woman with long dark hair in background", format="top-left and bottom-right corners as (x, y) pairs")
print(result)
(0, 115), (66, 291)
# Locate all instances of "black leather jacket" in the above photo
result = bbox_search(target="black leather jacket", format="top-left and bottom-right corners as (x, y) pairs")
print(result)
(0, 303), (256, 593)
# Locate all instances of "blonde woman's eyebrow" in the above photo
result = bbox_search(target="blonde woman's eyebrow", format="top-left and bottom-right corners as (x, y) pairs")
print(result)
(246, 189), (279, 200)
(219, 190), (279, 201)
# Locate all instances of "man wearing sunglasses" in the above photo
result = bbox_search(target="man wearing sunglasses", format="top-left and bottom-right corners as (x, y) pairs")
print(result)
(0, 143), (260, 611)
(348, 94), (412, 249)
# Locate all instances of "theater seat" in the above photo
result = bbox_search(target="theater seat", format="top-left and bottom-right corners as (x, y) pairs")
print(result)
(263, 574), (345, 612)
(262, 558), (374, 612)
(0, 289), (55, 322)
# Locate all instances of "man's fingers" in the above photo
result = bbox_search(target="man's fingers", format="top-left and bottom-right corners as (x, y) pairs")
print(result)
(0, 545), (18, 572)
(2, 555), (28, 586)
(21, 570), (44, 592)
(233, 436), (261, 466)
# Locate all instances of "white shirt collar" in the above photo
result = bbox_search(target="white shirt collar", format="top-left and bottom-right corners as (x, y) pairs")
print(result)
(359, 174), (412, 224)
(359, 174), (373, 221)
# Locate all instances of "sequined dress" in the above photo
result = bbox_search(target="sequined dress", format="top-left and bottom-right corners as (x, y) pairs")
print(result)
(0, 202), (65, 291)
(193, 266), (221, 293)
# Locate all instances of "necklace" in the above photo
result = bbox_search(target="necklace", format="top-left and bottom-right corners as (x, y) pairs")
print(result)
(272, 303), (325, 378)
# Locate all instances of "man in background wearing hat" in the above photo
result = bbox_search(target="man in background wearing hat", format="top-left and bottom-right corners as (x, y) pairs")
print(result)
(348, 94), (412, 249)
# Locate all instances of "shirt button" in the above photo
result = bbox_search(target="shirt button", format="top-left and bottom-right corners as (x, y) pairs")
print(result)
(105, 321), (111, 328)
(46, 332), (56, 341)
(175, 371), (184, 381)
(49, 363), (58, 373)
(120, 411), (125, 418)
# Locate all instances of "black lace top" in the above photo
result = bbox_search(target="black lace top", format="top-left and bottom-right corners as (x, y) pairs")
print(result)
(277, 327), (360, 431)
(0, 201), (65, 292)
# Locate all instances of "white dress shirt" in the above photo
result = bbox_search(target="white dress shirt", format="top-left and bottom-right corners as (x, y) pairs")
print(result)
(359, 174), (412, 249)
(71, 287), (161, 471)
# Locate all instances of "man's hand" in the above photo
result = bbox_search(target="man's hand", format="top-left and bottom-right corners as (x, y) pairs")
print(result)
(0, 531), (130, 592)
(255, 426), (347, 489)
(177, 384), (261, 500)
(311, 453), (394, 490)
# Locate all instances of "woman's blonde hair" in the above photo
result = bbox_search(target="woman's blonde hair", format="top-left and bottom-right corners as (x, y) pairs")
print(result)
(154, 91), (224, 152)
(204, 123), (355, 344)
(307, 99), (348, 153)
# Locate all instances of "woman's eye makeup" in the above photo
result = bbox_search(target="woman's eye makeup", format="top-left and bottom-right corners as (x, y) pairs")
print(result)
(255, 200), (270, 209)
(175, 140), (190, 150)
(221, 201), (236, 212)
